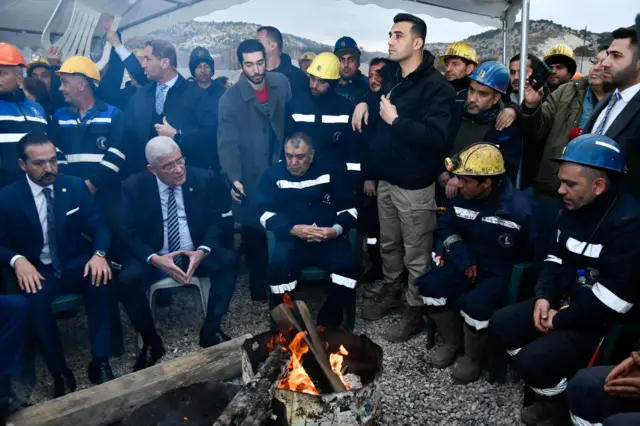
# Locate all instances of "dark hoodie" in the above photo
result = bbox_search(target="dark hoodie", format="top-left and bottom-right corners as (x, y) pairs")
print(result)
(273, 53), (309, 100)
(363, 50), (455, 190)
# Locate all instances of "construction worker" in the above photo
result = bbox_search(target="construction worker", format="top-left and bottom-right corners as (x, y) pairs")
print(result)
(544, 44), (577, 92)
(490, 134), (640, 426)
(286, 52), (360, 188)
(254, 132), (358, 328)
(26, 56), (52, 91)
(440, 41), (479, 94)
(440, 61), (523, 200)
(420, 143), (533, 384)
(298, 52), (316, 77)
(0, 43), (48, 188)
(334, 36), (369, 103)
(48, 56), (125, 232)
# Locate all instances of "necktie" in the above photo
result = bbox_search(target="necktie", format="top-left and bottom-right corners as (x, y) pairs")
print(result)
(42, 188), (61, 276)
(156, 83), (168, 115)
(594, 92), (622, 135)
(167, 187), (183, 269)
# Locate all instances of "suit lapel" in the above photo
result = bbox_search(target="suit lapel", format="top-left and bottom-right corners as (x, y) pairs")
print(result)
(53, 179), (68, 239)
(19, 178), (42, 238)
(605, 90), (640, 139)
(145, 173), (163, 235)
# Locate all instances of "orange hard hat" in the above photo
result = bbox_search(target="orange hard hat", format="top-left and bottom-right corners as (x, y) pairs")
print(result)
(572, 72), (583, 80)
(0, 43), (27, 67)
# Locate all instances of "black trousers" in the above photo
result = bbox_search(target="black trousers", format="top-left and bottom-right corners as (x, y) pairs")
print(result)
(490, 299), (603, 396)
(568, 366), (640, 426)
(360, 194), (382, 273)
(117, 248), (237, 336)
(240, 227), (268, 299)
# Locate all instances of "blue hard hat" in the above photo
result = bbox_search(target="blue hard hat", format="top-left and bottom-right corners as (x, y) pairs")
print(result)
(334, 36), (360, 57)
(468, 61), (509, 95)
(551, 134), (627, 174)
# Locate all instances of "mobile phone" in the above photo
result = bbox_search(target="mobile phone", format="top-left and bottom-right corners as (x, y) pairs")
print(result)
(528, 60), (551, 92)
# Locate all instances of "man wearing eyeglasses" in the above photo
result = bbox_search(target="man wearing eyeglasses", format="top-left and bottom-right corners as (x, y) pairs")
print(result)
(334, 37), (369, 103)
(117, 136), (237, 371)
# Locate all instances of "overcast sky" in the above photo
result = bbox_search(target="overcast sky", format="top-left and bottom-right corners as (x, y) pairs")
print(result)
(198, 0), (637, 52)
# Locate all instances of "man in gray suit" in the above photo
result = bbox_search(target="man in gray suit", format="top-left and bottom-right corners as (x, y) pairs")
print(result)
(218, 39), (292, 301)
(583, 26), (640, 198)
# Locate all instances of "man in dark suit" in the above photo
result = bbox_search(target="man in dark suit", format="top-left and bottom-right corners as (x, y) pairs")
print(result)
(119, 40), (218, 177)
(0, 132), (114, 398)
(583, 27), (640, 198)
(117, 136), (237, 371)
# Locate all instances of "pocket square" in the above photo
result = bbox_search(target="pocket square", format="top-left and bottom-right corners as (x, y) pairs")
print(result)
(66, 207), (80, 216)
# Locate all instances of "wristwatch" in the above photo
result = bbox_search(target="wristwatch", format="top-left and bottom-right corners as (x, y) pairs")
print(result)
(197, 247), (211, 256)
(94, 250), (106, 258)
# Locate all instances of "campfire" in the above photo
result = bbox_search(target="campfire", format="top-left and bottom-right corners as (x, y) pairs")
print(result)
(274, 330), (357, 396)
(226, 299), (383, 425)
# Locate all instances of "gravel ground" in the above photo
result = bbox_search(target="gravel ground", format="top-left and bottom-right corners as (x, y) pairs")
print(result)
(21, 272), (524, 425)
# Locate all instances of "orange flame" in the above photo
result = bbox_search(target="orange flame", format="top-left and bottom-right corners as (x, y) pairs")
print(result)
(277, 332), (352, 395)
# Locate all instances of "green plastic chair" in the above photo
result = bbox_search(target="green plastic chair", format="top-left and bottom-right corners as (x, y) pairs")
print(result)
(266, 229), (359, 331)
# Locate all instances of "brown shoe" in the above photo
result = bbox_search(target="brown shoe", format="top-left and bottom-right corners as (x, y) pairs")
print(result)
(385, 306), (425, 342)
(361, 282), (403, 321)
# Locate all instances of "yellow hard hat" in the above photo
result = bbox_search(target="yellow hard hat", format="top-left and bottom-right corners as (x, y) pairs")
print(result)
(445, 143), (505, 176)
(307, 52), (341, 80)
(440, 41), (478, 65)
(299, 52), (316, 62)
(27, 55), (50, 73)
(544, 44), (576, 62)
(56, 56), (100, 82)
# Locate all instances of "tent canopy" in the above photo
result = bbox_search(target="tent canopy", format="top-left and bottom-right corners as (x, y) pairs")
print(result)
(0, 0), (522, 47)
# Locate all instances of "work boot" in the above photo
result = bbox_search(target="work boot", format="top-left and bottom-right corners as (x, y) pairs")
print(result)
(520, 395), (568, 426)
(385, 306), (425, 342)
(362, 280), (384, 299)
(361, 281), (403, 321)
(429, 311), (463, 368)
(451, 325), (488, 384)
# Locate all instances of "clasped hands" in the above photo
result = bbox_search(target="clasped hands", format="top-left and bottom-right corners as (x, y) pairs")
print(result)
(150, 250), (207, 285)
(290, 224), (337, 243)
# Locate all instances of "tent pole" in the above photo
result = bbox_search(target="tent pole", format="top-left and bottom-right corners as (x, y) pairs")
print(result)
(502, 19), (508, 64)
(518, 0), (530, 104)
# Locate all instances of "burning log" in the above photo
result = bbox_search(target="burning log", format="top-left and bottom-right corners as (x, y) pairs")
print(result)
(214, 346), (291, 426)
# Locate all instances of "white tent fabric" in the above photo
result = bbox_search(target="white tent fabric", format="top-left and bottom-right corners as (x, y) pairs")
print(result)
(350, 0), (522, 29)
(1, 0), (522, 48)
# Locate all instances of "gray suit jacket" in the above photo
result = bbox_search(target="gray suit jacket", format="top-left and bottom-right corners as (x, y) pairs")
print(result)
(584, 88), (640, 198)
(217, 72), (292, 226)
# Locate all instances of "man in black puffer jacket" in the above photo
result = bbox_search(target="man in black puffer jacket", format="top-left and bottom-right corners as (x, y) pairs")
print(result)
(357, 13), (455, 342)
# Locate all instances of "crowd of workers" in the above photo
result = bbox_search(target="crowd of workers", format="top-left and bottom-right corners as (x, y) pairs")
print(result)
(0, 10), (639, 426)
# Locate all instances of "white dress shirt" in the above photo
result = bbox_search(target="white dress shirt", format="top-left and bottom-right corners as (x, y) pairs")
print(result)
(147, 178), (210, 262)
(591, 82), (640, 135)
(10, 176), (53, 267)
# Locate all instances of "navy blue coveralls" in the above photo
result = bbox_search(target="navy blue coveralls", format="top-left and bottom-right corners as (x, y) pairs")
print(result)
(0, 295), (28, 394)
(0, 91), (48, 187)
(254, 161), (359, 328)
(286, 88), (361, 193)
(491, 189), (640, 398)
(419, 178), (534, 330)
(48, 100), (125, 247)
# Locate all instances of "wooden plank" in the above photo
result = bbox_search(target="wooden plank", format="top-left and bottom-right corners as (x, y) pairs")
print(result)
(214, 346), (291, 426)
(9, 334), (252, 426)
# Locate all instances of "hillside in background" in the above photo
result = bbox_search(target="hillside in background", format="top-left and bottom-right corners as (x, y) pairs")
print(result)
(126, 19), (618, 70)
